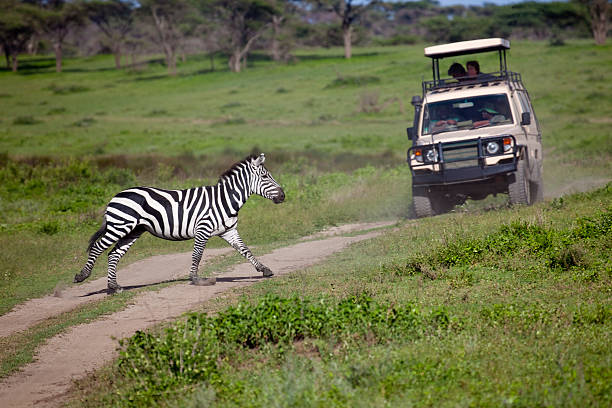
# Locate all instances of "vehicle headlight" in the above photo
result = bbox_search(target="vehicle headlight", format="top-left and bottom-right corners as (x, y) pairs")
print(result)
(425, 149), (438, 163)
(485, 141), (500, 155)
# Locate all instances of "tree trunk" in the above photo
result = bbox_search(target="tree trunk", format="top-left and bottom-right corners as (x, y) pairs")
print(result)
(11, 53), (18, 72)
(228, 51), (241, 72)
(112, 44), (121, 69)
(228, 32), (261, 73)
(163, 43), (176, 76)
(53, 42), (62, 73)
(343, 24), (352, 59)
(590, 1), (609, 45)
(270, 15), (284, 62)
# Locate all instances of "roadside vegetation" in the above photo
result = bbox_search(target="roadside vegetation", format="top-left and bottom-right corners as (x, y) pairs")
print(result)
(0, 39), (610, 404)
(70, 184), (611, 407)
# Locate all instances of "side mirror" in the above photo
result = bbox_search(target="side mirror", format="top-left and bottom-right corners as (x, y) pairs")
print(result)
(521, 112), (531, 126)
(407, 127), (414, 140)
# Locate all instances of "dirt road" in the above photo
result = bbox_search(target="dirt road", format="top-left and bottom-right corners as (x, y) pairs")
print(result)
(0, 221), (394, 408)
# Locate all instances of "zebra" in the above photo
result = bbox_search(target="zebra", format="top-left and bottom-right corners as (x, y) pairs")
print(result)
(74, 153), (285, 293)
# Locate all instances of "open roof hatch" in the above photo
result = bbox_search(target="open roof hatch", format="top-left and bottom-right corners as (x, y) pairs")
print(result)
(424, 38), (510, 83)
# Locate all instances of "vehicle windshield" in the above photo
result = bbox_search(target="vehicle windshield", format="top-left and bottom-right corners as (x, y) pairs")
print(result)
(422, 94), (513, 135)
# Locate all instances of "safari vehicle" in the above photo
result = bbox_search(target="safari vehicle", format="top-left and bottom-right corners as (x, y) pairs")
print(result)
(407, 38), (543, 217)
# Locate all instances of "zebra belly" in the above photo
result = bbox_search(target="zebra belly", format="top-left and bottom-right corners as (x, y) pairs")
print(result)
(144, 225), (194, 241)
(210, 217), (238, 237)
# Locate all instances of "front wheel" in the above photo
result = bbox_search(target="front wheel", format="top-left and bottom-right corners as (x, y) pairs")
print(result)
(412, 187), (434, 218)
(412, 187), (454, 218)
(508, 159), (531, 205)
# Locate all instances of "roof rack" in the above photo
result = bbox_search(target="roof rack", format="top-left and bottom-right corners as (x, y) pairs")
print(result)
(423, 71), (525, 94)
(424, 38), (511, 86)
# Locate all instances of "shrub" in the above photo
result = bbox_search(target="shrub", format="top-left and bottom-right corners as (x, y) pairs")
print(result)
(325, 75), (380, 89)
(13, 116), (41, 125)
(116, 294), (460, 404)
(46, 84), (90, 94)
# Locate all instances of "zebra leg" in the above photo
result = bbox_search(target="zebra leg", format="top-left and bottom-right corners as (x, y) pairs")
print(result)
(190, 229), (216, 286)
(106, 227), (145, 294)
(74, 222), (115, 283)
(220, 228), (273, 277)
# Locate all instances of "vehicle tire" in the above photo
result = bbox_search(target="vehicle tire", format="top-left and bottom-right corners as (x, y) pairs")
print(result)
(508, 158), (531, 205)
(412, 187), (435, 218)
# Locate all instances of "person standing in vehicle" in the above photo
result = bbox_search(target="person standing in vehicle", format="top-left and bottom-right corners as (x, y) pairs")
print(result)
(448, 63), (466, 79)
(467, 60), (480, 77)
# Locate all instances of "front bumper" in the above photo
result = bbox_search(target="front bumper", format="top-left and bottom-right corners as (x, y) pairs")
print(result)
(408, 136), (519, 186)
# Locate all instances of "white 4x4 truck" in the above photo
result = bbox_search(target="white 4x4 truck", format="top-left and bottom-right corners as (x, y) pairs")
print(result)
(407, 38), (543, 217)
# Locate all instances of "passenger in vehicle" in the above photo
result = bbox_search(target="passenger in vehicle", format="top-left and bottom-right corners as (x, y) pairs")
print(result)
(431, 104), (462, 131)
(467, 60), (495, 80)
(466, 61), (480, 77)
(448, 63), (466, 79)
(473, 106), (506, 127)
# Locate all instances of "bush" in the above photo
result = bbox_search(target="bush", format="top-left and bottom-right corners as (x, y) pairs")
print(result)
(13, 116), (41, 125)
(116, 294), (460, 404)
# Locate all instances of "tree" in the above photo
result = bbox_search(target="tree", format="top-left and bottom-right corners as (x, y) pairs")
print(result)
(266, 0), (299, 62)
(0, 0), (37, 72)
(138, 0), (192, 76)
(575, 0), (610, 44)
(85, 0), (134, 69)
(311, 0), (378, 59)
(35, 0), (85, 73)
(197, 0), (279, 72)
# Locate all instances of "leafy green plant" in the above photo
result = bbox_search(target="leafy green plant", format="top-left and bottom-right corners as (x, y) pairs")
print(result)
(116, 293), (460, 404)
(325, 75), (380, 89)
(47, 84), (90, 95)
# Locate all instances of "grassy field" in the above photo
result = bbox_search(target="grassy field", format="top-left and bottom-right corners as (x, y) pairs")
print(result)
(0, 39), (611, 405)
(70, 184), (612, 407)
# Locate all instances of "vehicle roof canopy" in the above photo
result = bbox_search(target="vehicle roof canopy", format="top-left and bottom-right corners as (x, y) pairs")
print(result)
(424, 38), (510, 59)
(423, 38), (511, 86)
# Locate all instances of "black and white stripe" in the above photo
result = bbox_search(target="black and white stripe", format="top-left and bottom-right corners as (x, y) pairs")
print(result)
(74, 153), (285, 293)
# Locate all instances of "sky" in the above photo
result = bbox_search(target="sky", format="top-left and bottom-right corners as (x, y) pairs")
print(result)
(437, 0), (560, 5)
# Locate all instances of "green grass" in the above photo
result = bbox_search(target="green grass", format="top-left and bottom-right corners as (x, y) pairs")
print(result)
(0, 40), (610, 406)
(67, 184), (612, 407)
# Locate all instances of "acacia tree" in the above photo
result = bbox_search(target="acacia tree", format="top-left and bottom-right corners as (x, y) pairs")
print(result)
(267, 0), (299, 62)
(35, 0), (84, 73)
(576, 0), (610, 44)
(139, 0), (191, 76)
(199, 0), (279, 72)
(311, 0), (378, 59)
(0, 0), (37, 72)
(85, 0), (134, 69)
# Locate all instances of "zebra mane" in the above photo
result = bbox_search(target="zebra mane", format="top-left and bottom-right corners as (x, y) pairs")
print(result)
(217, 154), (258, 183)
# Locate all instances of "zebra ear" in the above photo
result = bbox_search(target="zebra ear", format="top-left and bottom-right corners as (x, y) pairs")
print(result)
(254, 153), (265, 166)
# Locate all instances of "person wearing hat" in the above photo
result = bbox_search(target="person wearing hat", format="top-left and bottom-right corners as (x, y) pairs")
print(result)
(472, 105), (506, 128)
(479, 106), (506, 124)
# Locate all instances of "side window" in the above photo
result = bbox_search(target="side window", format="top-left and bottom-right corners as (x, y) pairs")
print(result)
(517, 92), (530, 115)
(520, 91), (542, 135)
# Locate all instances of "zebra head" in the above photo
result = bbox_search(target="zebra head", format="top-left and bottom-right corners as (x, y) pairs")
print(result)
(250, 153), (285, 204)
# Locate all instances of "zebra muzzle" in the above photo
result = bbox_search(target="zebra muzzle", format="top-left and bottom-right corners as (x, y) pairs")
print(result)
(272, 188), (285, 204)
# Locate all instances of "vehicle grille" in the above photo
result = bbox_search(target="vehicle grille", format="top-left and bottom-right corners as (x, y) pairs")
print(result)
(442, 142), (479, 169)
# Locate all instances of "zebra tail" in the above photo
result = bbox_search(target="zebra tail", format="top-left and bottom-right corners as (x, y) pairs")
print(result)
(87, 220), (107, 253)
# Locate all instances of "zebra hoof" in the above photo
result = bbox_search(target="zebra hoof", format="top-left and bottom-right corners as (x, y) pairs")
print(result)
(192, 277), (216, 286)
(261, 267), (274, 278)
(73, 271), (90, 283)
(107, 284), (123, 294)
